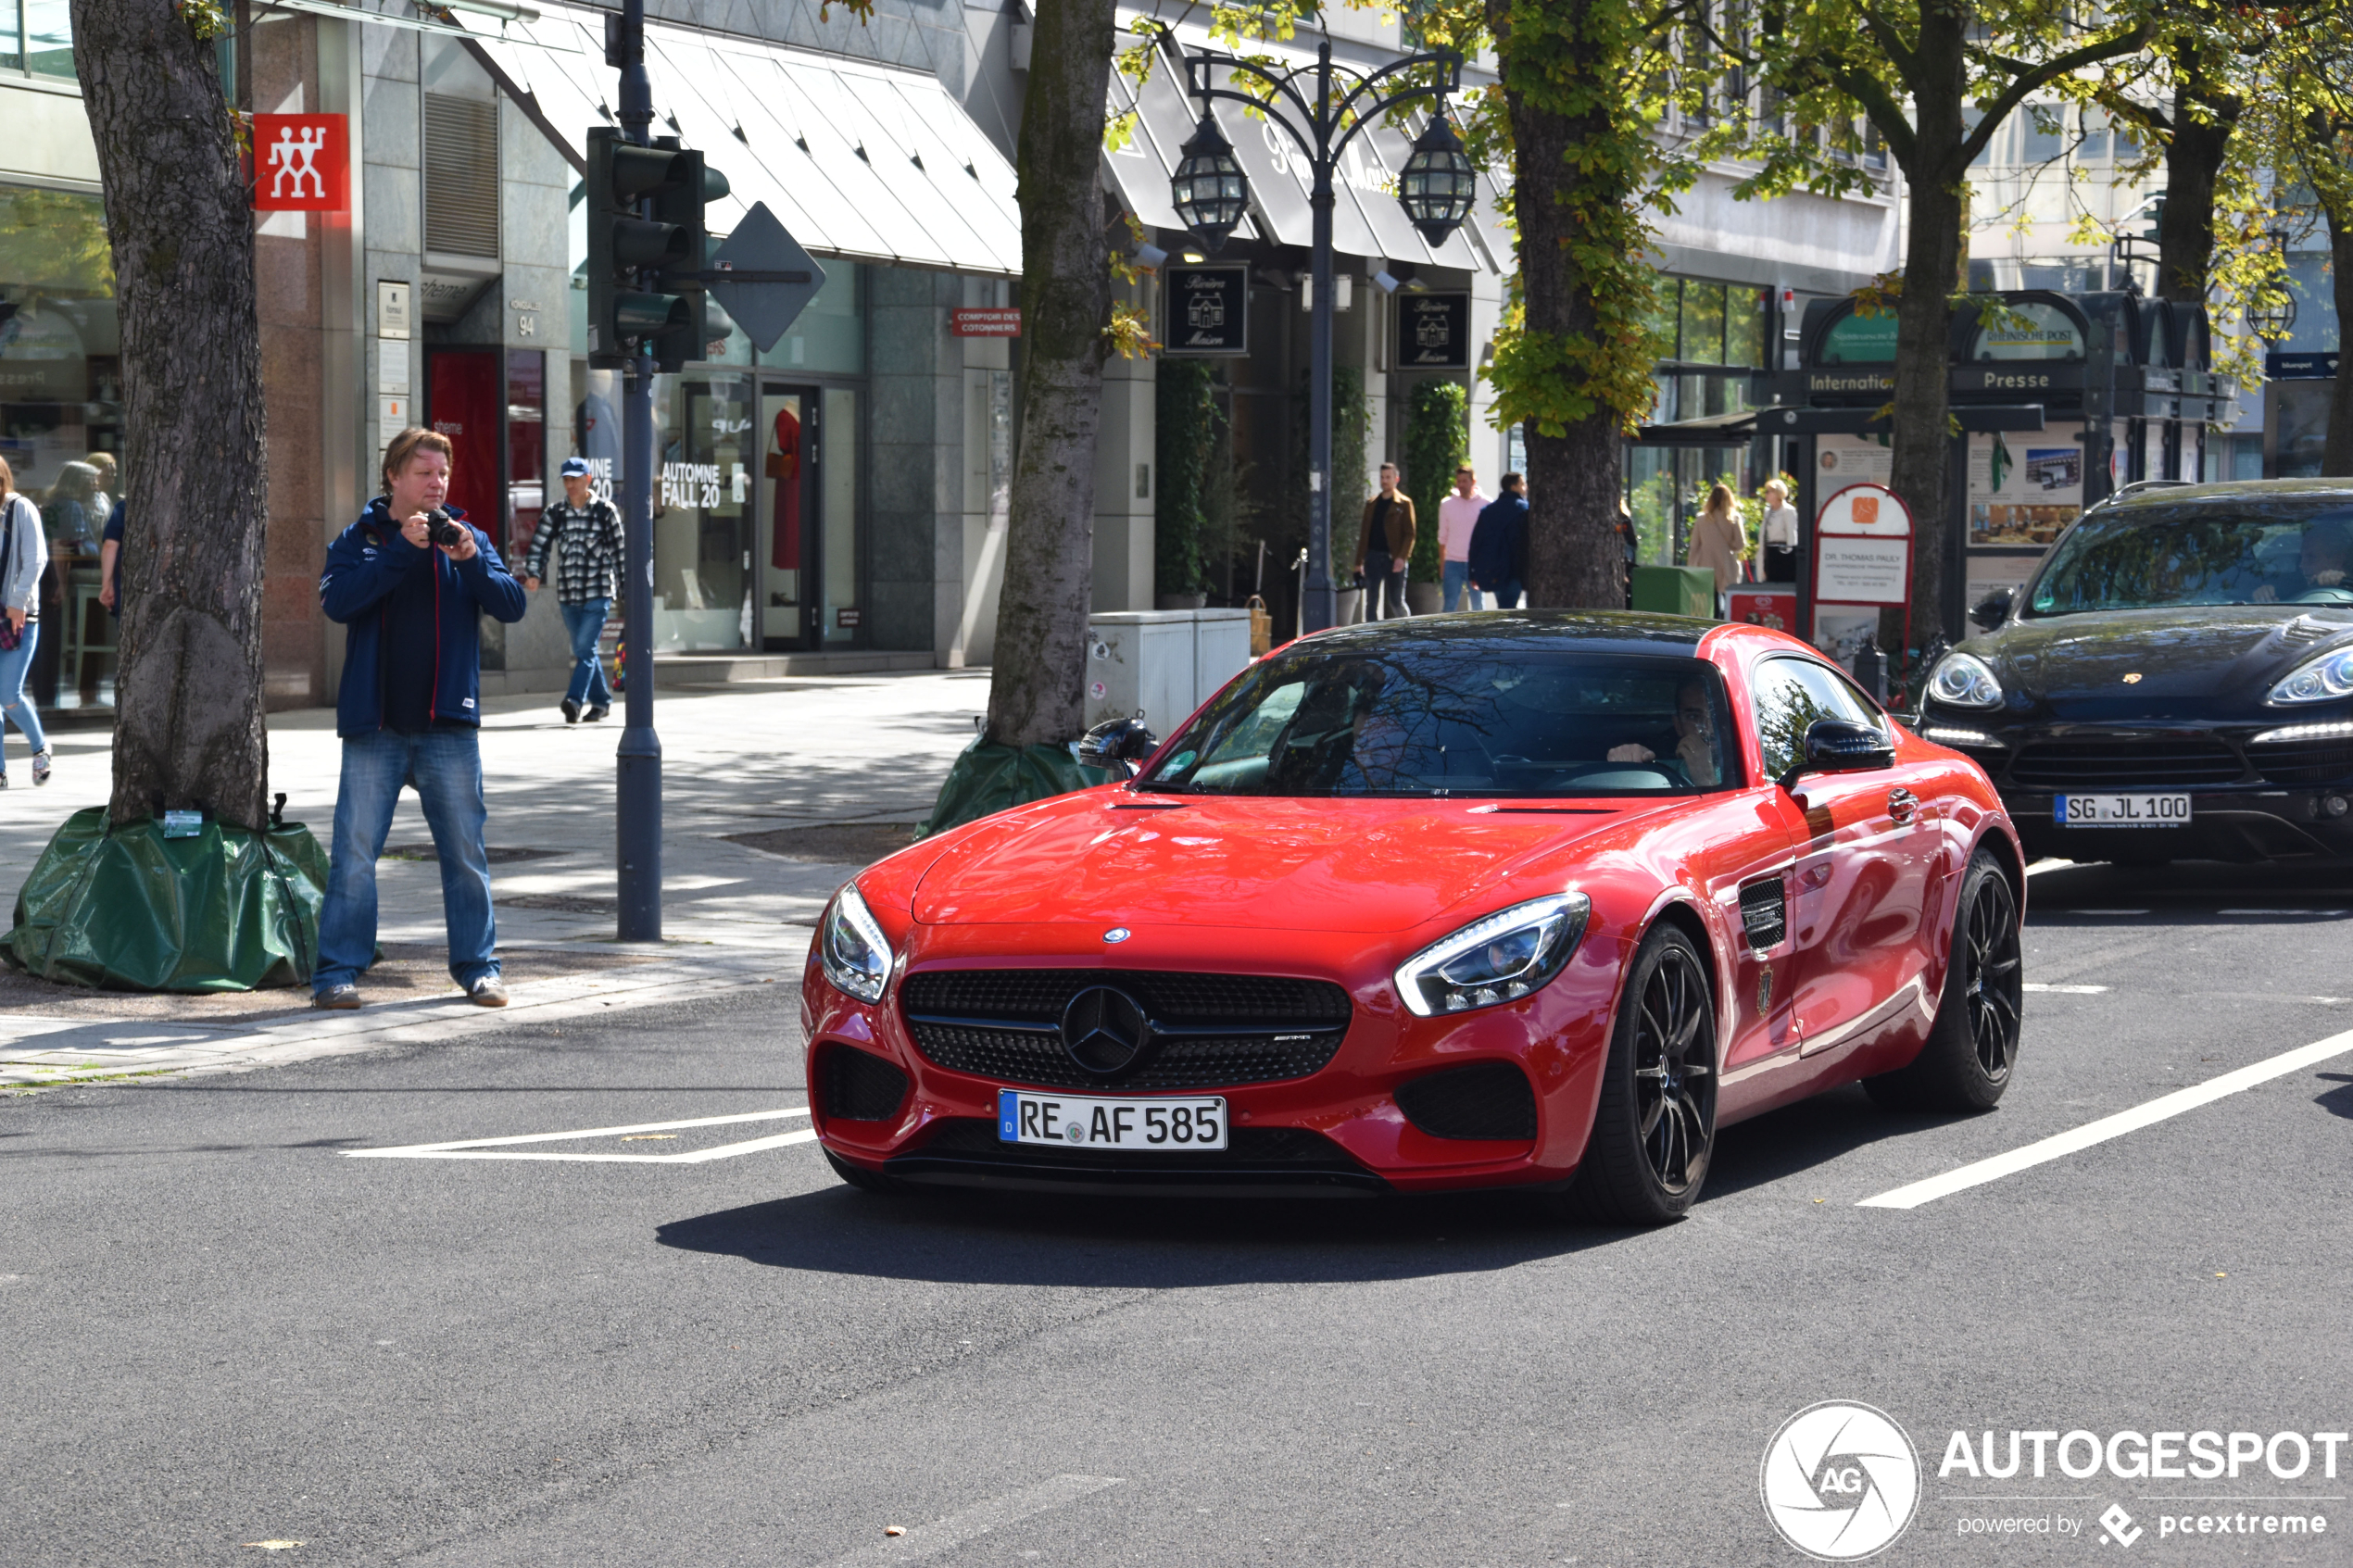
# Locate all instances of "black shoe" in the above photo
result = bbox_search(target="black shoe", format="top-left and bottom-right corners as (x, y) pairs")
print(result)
(560, 699), (581, 723)
(585, 705), (610, 722)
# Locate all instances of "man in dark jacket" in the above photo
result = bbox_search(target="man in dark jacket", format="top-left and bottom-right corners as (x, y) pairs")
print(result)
(1467, 471), (1529, 609)
(311, 427), (529, 1010)
(1352, 461), (1416, 621)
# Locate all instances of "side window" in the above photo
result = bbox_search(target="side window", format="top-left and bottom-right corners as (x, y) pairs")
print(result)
(1750, 658), (1880, 780)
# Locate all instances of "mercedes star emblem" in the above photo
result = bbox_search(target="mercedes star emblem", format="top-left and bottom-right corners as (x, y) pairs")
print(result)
(1103, 927), (1131, 944)
(2122, 672), (2143, 684)
(1061, 985), (1152, 1075)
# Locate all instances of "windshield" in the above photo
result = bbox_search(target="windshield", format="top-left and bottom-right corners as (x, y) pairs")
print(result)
(1139, 641), (1737, 797)
(2028, 503), (2353, 615)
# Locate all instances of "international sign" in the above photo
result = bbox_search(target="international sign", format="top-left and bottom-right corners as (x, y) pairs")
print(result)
(252, 114), (348, 212)
(1398, 293), (1470, 370)
(1164, 265), (1248, 357)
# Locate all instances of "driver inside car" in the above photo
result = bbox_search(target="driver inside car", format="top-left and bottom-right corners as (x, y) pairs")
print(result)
(1604, 682), (1722, 786)
(2253, 520), (2352, 603)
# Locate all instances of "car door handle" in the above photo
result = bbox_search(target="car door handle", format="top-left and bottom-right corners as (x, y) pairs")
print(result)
(1887, 787), (1919, 822)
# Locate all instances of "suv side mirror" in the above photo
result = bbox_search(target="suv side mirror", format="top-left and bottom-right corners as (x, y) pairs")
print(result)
(1778, 718), (1895, 791)
(1969, 588), (2013, 631)
(1077, 716), (1160, 778)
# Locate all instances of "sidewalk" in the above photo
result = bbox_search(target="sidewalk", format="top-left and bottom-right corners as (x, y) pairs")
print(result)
(0, 671), (992, 1088)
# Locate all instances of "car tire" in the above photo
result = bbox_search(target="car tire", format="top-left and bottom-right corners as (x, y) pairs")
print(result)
(824, 1149), (904, 1195)
(1865, 849), (2022, 1114)
(1556, 922), (1718, 1226)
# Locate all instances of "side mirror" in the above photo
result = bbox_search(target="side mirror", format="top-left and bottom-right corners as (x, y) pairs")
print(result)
(1969, 588), (2013, 632)
(1778, 718), (1895, 791)
(1077, 716), (1159, 778)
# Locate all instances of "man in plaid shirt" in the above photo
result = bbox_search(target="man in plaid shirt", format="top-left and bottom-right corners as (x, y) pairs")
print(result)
(521, 456), (625, 723)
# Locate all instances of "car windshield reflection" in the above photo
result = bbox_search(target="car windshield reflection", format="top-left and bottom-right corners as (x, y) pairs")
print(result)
(2029, 503), (2353, 615)
(1140, 642), (1738, 797)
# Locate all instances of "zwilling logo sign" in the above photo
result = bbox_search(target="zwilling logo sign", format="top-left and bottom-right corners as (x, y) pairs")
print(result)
(252, 115), (349, 212)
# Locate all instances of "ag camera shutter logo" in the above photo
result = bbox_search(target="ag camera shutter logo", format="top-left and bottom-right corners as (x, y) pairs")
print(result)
(1761, 1401), (1922, 1560)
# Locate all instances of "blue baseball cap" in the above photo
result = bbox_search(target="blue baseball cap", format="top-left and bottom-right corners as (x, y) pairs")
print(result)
(559, 456), (593, 478)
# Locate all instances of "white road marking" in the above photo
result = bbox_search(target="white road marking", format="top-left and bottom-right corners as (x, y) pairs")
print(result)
(2022, 983), (2109, 994)
(346, 1107), (815, 1163)
(1858, 1025), (2353, 1210)
(816, 1474), (1124, 1566)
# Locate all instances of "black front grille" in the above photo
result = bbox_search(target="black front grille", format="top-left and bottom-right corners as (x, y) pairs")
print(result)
(2009, 736), (2246, 788)
(2249, 738), (2353, 787)
(1393, 1061), (1539, 1141)
(821, 1047), (908, 1121)
(889, 1118), (1383, 1191)
(899, 969), (1352, 1091)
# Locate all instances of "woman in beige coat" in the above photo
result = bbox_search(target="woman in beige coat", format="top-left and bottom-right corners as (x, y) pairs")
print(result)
(1685, 483), (1747, 610)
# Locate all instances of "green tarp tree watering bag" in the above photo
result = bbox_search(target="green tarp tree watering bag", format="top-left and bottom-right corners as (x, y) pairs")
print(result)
(4, 808), (330, 992)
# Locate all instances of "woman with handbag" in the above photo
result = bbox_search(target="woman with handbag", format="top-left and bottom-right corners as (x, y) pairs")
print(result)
(0, 457), (53, 786)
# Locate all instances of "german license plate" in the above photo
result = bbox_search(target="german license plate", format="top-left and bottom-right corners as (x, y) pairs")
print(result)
(2054, 793), (2192, 827)
(997, 1089), (1227, 1150)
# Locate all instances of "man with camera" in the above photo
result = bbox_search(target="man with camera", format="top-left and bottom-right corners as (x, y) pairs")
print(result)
(312, 428), (529, 1010)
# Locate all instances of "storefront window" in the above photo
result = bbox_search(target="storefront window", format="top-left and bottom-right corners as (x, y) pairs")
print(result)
(21, 0), (69, 77)
(0, 183), (120, 709)
(654, 373), (754, 650)
(506, 350), (544, 559)
(1679, 282), (1726, 366)
(756, 264), (862, 375)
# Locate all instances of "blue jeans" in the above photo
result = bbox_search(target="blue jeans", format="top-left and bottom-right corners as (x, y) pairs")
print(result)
(315, 727), (498, 994)
(559, 597), (612, 708)
(0, 620), (44, 771)
(1486, 579), (1525, 609)
(1441, 560), (1482, 612)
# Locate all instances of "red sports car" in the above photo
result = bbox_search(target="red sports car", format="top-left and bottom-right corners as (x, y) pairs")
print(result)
(802, 612), (2025, 1223)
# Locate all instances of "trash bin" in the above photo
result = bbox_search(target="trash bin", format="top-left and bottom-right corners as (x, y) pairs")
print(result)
(1630, 565), (1718, 621)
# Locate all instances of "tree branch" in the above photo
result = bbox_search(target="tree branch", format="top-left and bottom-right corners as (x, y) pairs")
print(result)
(1960, 19), (2157, 167)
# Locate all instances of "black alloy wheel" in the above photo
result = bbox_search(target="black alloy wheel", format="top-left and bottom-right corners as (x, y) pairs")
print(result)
(1866, 848), (2023, 1114)
(1558, 922), (1719, 1225)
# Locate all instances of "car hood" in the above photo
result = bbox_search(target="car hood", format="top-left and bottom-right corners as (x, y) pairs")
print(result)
(1974, 608), (2353, 721)
(910, 792), (1654, 934)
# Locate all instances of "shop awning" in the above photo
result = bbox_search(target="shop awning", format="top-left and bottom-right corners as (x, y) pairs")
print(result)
(458, 1), (1024, 276)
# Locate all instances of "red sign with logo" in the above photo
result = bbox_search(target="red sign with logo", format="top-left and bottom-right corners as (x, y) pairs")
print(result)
(252, 114), (349, 212)
(950, 308), (1021, 338)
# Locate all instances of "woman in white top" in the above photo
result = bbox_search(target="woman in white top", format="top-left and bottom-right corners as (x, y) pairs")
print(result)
(1760, 478), (1799, 584)
(0, 456), (52, 786)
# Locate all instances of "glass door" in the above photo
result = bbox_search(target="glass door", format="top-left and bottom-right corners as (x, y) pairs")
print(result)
(758, 384), (812, 647)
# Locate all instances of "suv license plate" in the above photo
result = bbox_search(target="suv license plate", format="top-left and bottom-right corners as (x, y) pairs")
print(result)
(997, 1090), (1227, 1150)
(2055, 793), (2192, 827)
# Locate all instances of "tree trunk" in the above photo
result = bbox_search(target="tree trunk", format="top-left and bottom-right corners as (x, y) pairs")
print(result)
(1886, 29), (1967, 649)
(2157, 46), (2234, 305)
(1493, 0), (1634, 609)
(983, 0), (1115, 749)
(2324, 198), (2353, 475)
(73, 0), (271, 830)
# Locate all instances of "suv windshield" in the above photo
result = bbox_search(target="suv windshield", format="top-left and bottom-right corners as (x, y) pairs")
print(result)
(2028, 502), (2353, 615)
(1140, 639), (1736, 797)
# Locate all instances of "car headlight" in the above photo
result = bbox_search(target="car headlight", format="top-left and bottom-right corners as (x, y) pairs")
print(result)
(2268, 646), (2353, 706)
(1394, 893), (1592, 1018)
(1926, 649), (2004, 709)
(820, 884), (894, 1003)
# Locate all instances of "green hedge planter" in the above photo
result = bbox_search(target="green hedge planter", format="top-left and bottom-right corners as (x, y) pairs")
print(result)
(3, 808), (330, 992)
(917, 739), (1117, 840)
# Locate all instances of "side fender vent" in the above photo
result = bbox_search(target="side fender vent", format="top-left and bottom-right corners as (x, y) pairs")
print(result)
(823, 1047), (909, 1122)
(1739, 875), (1788, 951)
(1394, 1060), (1537, 1142)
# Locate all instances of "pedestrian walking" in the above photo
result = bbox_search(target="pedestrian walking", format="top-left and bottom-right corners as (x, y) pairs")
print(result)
(0, 458), (51, 788)
(1435, 464), (1487, 611)
(311, 428), (528, 1011)
(1759, 478), (1799, 583)
(1353, 461), (1416, 621)
(1687, 482), (1747, 614)
(520, 456), (623, 723)
(1467, 472), (1529, 610)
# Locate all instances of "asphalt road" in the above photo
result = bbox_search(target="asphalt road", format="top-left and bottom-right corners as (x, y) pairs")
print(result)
(6, 860), (2352, 1567)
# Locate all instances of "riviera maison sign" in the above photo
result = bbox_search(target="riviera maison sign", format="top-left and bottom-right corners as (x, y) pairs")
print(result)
(1164, 265), (1249, 357)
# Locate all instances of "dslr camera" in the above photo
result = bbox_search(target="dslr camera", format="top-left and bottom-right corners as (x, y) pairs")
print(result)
(427, 509), (467, 549)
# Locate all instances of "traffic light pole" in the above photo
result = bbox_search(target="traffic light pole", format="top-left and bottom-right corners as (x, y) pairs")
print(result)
(613, 0), (662, 943)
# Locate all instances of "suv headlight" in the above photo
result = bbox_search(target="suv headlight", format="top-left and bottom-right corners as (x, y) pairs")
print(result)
(1395, 893), (1591, 1017)
(2268, 646), (2353, 706)
(1926, 649), (2004, 709)
(820, 884), (894, 1002)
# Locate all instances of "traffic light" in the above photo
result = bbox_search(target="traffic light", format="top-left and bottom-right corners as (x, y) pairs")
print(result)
(584, 127), (730, 371)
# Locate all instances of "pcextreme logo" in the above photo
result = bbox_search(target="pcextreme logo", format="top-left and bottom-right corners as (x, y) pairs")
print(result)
(1761, 1401), (1923, 1561)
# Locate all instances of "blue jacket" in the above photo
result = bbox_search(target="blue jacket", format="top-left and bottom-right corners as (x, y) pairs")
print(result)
(321, 499), (527, 737)
(1467, 492), (1529, 587)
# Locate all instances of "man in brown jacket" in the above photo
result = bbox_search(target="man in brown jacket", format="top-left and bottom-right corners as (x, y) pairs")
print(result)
(1353, 461), (1416, 621)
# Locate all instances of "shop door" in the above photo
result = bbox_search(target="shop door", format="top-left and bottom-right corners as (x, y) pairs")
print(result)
(758, 383), (863, 649)
(425, 348), (502, 529)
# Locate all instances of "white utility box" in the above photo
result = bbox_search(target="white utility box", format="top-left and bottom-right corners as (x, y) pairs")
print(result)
(1084, 608), (1253, 737)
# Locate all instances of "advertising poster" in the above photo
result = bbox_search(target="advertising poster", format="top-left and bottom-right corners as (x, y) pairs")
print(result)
(1969, 420), (2083, 547)
(1815, 434), (1893, 489)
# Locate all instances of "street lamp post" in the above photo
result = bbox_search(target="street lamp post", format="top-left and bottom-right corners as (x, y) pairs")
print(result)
(1170, 42), (1475, 633)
